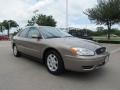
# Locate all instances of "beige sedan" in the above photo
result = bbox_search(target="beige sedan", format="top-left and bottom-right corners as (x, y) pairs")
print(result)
(12, 26), (110, 75)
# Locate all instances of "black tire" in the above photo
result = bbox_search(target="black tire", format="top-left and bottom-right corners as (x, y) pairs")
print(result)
(45, 50), (65, 75)
(13, 45), (21, 57)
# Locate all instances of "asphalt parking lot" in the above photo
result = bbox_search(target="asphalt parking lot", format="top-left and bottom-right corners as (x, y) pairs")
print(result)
(0, 41), (120, 90)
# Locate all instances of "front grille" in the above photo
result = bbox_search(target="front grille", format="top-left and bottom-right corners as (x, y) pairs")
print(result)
(96, 47), (106, 55)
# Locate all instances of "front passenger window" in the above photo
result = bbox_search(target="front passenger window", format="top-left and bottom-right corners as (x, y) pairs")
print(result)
(27, 28), (40, 38)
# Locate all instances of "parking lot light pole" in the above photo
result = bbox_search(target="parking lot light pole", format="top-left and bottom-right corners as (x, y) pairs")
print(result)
(8, 22), (10, 37)
(33, 9), (39, 26)
(66, 0), (69, 32)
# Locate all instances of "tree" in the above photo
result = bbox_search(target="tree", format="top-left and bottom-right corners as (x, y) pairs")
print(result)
(27, 16), (36, 26)
(0, 23), (6, 35)
(96, 27), (104, 32)
(1, 20), (18, 37)
(27, 14), (57, 27)
(0, 23), (3, 33)
(85, 0), (120, 40)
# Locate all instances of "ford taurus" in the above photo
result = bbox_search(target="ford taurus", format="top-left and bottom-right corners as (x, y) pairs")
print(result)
(12, 26), (110, 75)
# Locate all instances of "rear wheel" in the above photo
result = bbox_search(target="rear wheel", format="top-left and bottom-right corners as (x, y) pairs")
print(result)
(13, 45), (21, 57)
(45, 50), (65, 75)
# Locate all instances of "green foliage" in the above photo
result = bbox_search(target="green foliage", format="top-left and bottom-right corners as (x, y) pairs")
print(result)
(110, 28), (120, 36)
(85, 0), (120, 25)
(1, 20), (18, 36)
(82, 29), (94, 36)
(81, 28), (120, 37)
(0, 23), (3, 32)
(85, 0), (120, 39)
(27, 14), (56, 27)
(96, 40), (120, 44)
(1, 20), (18, 30)
(96, 27), (104, 32)
(27, 16), (36, 26)
(90, 28), (120, 36)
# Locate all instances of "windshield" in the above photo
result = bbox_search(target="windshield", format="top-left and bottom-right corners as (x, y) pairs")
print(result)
(39, 27), (72, 39)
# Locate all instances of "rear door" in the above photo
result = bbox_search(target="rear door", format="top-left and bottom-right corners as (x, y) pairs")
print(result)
(15, 28), (30, 54)
(24, 27), (43, 58)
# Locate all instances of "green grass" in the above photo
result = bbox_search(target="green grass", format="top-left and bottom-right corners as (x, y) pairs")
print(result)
(93, 36), (120, 44)
(93, 36), (120, 41)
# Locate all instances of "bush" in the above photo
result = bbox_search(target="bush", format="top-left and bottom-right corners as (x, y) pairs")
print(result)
(95, 40), (120, 44)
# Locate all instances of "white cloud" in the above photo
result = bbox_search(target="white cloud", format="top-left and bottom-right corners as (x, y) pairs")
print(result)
(0, 0), (32, 26)
(0, 0), (119, 30)
(29, 0), (98, 28)
(30, 0), (54, 11)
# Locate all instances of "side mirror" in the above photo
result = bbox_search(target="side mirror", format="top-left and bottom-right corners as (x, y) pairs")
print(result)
(31, 34), (42, 39)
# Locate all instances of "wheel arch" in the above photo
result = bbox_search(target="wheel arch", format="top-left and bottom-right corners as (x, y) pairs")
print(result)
(42, 47), (63, 64)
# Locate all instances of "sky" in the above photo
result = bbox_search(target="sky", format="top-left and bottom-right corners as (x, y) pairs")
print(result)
(0, 0), (119, 31)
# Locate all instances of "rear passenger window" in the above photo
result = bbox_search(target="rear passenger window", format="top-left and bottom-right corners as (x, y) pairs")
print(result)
(19, 28), (29, 38)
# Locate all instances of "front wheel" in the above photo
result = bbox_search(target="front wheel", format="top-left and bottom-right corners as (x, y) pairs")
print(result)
(13, 45), (21, 57)
(45, 50), (65, 75)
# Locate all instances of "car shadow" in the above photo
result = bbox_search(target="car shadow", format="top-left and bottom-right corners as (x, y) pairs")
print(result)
(58, 68), (109, 82)
(20, 54), (44, 65)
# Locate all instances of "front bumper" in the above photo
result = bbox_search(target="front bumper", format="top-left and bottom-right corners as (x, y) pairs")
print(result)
(63, 52), (110, 72)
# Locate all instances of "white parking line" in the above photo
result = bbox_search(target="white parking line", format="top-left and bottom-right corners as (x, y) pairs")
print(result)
(110, 48), (120, 54)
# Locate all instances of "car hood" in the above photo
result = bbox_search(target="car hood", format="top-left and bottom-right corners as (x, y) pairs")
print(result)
(47, 37), (101, 51)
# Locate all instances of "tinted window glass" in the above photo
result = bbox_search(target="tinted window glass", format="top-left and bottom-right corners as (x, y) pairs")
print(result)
(27, 27), (40, 38)
(19, 28), (29, 38)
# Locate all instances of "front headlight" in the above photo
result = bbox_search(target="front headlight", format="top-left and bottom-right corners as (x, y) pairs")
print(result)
(70, 48), (95, 56)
